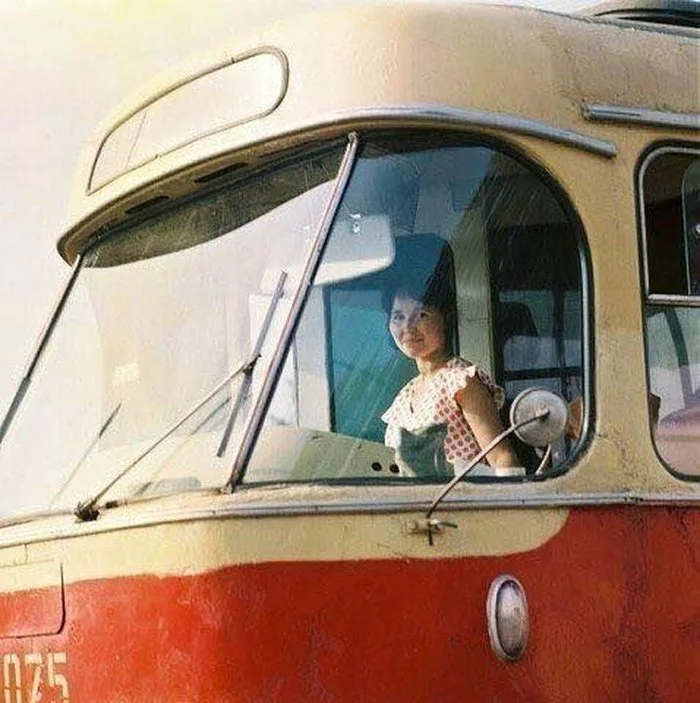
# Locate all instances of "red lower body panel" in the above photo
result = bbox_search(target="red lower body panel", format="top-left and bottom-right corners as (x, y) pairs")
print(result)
(2, 505), (699, 702)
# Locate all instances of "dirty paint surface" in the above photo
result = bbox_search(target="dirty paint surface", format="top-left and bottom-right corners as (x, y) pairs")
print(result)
(1, 505), (698, 702)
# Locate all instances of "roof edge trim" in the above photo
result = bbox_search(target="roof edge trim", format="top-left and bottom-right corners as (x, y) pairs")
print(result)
(583, 103), (700, 130)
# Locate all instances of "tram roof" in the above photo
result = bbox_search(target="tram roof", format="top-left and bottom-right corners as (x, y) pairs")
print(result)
(59, 0), (699, 262)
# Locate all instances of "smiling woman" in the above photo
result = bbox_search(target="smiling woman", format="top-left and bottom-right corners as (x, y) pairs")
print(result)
(382, 240), (519, 475)
(389, 296), (448, 364)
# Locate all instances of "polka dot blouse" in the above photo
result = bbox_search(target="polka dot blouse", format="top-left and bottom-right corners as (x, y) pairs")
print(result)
(381, 357), (505, 465)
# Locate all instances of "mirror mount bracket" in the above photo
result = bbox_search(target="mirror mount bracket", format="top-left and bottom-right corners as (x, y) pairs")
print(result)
(422, 388), (570, 546)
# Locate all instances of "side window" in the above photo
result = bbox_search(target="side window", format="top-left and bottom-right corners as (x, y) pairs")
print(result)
(641, 148), (700, 476)
(246, 133), (587, 483)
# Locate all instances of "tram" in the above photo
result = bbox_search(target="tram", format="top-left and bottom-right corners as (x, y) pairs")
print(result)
(1, 1), (698, 701)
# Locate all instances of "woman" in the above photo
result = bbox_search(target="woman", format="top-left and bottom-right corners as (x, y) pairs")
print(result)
(381, 249), (519, 477)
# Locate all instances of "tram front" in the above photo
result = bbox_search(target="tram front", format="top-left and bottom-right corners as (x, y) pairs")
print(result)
(0, 3), (698, 702)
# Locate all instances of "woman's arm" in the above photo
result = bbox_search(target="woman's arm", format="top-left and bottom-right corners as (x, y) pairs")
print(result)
(454, 379), (519, 468)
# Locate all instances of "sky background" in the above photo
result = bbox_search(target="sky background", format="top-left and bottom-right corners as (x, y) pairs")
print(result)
(0, 0), (598, 415)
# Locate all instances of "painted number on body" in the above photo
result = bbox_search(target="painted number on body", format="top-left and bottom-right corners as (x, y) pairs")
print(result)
(2, 652), (69, 703)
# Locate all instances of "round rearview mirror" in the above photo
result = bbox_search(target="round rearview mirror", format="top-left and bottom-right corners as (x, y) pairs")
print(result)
(509, 388), (570, 447)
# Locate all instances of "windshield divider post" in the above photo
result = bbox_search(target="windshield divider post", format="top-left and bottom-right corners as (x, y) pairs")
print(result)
(0, 255), (83, 446)
(225, 132), (360, 490)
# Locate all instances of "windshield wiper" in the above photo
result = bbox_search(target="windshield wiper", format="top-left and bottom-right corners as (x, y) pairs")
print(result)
(216, 270), (287, 457)
(50, 402), (122, 508)
(73, 270), (288, 523)
(131, 396), (231, 498)
(0, 379), (117, 530)
(74, 360), (246, 521)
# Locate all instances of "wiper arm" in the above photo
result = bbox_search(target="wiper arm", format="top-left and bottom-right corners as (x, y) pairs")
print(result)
(73, 271), (288, 522)
(216, 270), (287, 457)
(50, 402), (122, 508)
(74, 358), (251, 522)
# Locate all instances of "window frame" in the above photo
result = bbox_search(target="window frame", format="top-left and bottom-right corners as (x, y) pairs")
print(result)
(637, 142), (700, 482)
(239, 128), (596, 486)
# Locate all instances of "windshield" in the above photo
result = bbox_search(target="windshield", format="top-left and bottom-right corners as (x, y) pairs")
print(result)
(0, 142), (349, 520)
(0, 129), (589, 519)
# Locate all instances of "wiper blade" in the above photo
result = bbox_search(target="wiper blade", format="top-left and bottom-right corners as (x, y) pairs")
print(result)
(216, 270), (287, 457)
(50, 402), (122, 508)
(74, 359), (250, 522)
(131, 396), (229, 498)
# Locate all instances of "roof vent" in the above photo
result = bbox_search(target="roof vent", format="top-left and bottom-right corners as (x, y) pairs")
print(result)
(124, 195), (170, 216)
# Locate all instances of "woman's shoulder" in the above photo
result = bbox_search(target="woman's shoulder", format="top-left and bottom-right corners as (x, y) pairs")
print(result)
(445, 356), (477, 372)
(446, 357), (497, 380)
(437, 357), (476, 397)
(442, 356), (481, 383)
(443, 357), (504, 408)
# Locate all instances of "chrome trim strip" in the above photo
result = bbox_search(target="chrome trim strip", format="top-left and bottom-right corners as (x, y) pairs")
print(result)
(62, 105), (617, 262)
(648, 293), (700, 307)
(321, 105), (617, 158)
(2, 490), (699, 550)
(227, 132), (360, 486)
(583, 103), (700, 131)
(200, 491), (700, 516)
(0, 255), (83, 445)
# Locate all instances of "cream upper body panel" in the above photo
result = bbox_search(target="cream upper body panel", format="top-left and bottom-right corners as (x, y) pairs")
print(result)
(59, 1), (698, 261)
(50, 1), (699, 500)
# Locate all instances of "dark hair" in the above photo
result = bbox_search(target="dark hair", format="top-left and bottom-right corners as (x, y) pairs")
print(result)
(383, 235), (458, 356)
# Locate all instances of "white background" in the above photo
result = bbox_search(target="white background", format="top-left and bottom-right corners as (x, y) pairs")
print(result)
(0, 0), (597, 416)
